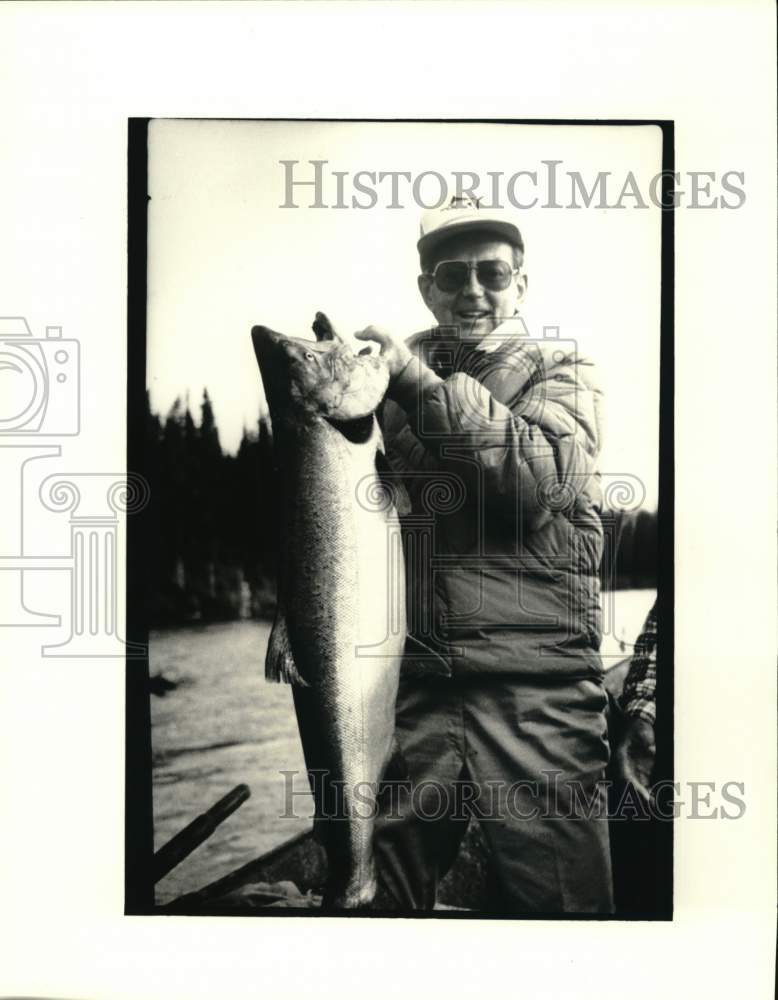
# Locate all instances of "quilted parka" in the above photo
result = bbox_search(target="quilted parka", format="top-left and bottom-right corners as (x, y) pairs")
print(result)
(382, 318), (605, 678)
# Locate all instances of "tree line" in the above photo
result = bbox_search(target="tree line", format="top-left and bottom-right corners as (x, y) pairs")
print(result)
(141, 390), (658, 626)
(142, 389), (279, 625)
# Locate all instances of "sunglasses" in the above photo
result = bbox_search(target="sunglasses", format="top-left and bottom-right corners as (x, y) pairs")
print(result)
(424, 259), (519, 293)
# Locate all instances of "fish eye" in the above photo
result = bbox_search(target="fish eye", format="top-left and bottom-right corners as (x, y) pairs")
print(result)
(304, 351), (315, 361)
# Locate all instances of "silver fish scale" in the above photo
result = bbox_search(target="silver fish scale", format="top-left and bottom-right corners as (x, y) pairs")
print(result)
(280, 418), (401, 907)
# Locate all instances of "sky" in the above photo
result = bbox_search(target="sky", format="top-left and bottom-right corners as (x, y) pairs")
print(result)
(147, 120), (662, 508)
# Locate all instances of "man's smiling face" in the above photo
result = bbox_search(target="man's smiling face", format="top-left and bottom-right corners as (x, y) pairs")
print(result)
(417, 234), (527, 341)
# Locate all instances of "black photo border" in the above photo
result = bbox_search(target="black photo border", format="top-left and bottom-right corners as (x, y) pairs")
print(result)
(126, 117), (674, 919)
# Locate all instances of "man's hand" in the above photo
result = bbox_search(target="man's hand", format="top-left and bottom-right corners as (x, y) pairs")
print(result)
(614, 717), (656, 804)
(355, 326), (413, 382)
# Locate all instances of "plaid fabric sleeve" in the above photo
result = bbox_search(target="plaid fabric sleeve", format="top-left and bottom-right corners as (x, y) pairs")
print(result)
(619, 601), (658, 725)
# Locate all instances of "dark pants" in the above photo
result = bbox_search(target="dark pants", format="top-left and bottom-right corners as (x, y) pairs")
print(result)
(373, 672), (614, 913)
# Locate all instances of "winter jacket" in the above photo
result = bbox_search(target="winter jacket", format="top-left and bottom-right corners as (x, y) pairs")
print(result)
(381, 317), (605, 678)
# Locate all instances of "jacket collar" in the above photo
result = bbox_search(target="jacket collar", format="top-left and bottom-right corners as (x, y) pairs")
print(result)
(406, 314), (530, 377)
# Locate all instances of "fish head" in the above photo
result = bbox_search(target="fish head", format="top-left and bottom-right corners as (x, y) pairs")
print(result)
(252, 313), (390, 425)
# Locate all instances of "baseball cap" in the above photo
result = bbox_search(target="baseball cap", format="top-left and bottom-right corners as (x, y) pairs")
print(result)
(417, 195), (524, 257)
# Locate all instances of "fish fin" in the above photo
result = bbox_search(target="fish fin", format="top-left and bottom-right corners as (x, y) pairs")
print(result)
(265, 609), (308, 686)
(375, 449), (411, 516)
(312, 311), (342, 343)
(401, 634), (453, 679)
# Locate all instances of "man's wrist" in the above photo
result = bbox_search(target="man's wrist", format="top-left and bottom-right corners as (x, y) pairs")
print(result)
(388, 356), (443, 412)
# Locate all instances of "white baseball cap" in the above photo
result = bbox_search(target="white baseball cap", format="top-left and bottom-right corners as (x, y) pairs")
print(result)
(417, 195), (524, 257)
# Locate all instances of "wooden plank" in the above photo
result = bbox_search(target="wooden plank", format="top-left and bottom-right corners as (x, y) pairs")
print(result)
(153, 784), (251, 884)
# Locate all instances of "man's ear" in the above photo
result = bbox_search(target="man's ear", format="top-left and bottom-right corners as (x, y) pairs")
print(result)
(515, 271), (528, 303)
(417, 273), (434, 310)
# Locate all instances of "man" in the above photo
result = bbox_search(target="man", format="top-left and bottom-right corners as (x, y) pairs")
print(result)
(356, 196), (613, 913)
(608, 600), (665, 915)
(615, 601), (658, 802)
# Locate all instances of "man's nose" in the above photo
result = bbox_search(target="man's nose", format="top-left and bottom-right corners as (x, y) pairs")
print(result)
(462, 265), (485, 296)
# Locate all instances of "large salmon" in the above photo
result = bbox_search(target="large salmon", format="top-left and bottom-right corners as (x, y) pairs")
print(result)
(251, 312), (408, 909)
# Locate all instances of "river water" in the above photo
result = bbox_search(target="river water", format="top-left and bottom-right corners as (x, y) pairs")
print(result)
(151, 589), (656, 904)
